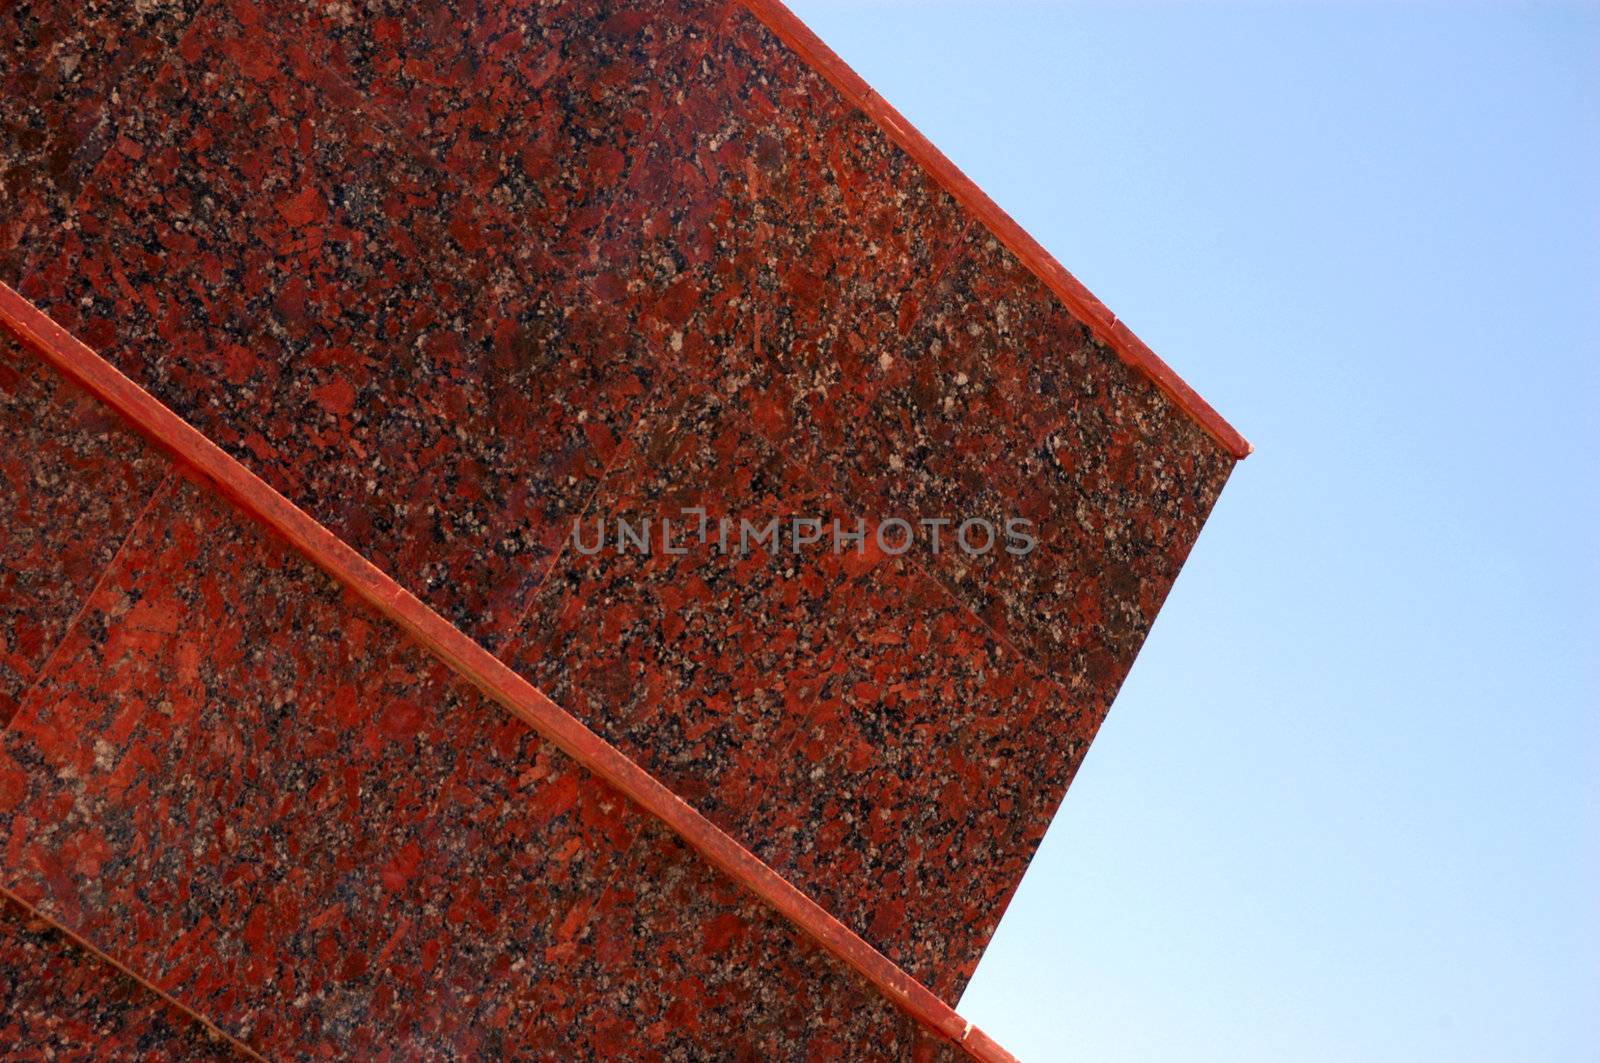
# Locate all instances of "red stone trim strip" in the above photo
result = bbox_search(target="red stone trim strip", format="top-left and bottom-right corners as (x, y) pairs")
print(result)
(0, 884), (265, 1061)
(737, 0), (1252, 460)
(0, 283), (1019, 1062)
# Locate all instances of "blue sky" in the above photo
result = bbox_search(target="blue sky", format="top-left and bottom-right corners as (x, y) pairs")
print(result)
(785, 3), (1598, 1059)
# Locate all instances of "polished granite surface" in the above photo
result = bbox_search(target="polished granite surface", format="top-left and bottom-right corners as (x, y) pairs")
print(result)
(1, 0), (1239, 1054)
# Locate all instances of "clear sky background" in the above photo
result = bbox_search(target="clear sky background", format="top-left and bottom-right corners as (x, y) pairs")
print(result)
(784, 3), (1598, 1059)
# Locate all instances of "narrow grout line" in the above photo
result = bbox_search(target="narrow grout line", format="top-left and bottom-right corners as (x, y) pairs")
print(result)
(390, 349), (669, 911)
(495, 0), (758, 645)
(0, 884), (268, 1062)
(491, 331), (672, 650)
(0, 285), (1017, 1063)
(2, 471), (177, 740)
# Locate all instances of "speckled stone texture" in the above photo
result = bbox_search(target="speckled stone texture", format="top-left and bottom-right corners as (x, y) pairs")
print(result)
(0, 0), (207, 275)
(0, 896), (239, 1061)
(13, 0), (674, 649)
(3, 0), (1239, 1039)
(0, 453), (960, 1057)
(0, 468), (654, 1055)
(506, 376), (1097, 996)
(560, 822), (958, 1062)
(0, 333), (168, 728)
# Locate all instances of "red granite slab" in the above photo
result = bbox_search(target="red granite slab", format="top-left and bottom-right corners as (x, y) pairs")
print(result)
(2, 290), (1017, 1059)
(560, 2), (1238, 684)
(0, 895), (242, 1061)
(0, 333), (168, 728)
(0, 0), (205, 275)
(0, 446), (988, 1057)
(14, 0), (665, 649)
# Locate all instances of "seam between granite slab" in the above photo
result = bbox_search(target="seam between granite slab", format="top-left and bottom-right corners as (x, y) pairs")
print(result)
(686, 362), (1089, 712)
(0, 470), (177, 736)
(0, 284), (1020, 1063)
(22, 0), (1170, 1011)
(494, 355), (688, 639)
(735, 0), (1251, 460)
(0, 883), (265, 1062)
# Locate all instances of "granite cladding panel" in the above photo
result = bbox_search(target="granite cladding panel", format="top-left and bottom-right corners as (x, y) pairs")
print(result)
(3, 0), (1238, 1025)
(566, 1), (1240, 677)
(521, 0), (1241, 682)
(0, 333), (168, 729)
(0, 895), (241, 1061)
(503, 0), (1237, 989)
(0, 458), (968, 1056)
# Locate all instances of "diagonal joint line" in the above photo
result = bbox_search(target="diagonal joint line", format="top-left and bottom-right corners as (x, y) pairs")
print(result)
(0, 282), (1018, 1063)
(0, 884), (267, 1062)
